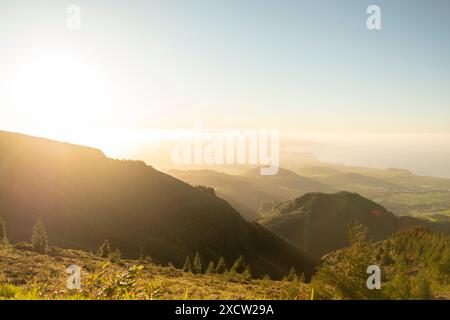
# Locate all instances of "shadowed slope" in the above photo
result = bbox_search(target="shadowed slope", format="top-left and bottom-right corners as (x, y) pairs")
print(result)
(0, 131), (315, 279)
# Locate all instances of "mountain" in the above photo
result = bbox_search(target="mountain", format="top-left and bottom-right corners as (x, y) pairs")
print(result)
(294, 165), (450, 220)
(259, 191), (442, 259)
(169, 167), (335, 220)
(0, 130), (315, 279)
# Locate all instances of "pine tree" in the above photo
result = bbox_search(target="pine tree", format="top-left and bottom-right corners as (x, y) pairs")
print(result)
(192, 252), (202, 274)
(183, 256), (192, 273)
(31, 221), (48, 253)
(215, 256), (227, 274)
(0, 217), (8, 245)
(243, 264), (252, 279)
(284, 267), (298, 281)
(230, 255), (247, 274)
(312, 223), (382, 300)
(97, 240), (112, 258)
(205, 261), (215, 274)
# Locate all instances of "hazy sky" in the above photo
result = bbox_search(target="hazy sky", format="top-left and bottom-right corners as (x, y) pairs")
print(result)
(0, 1), (449, 176)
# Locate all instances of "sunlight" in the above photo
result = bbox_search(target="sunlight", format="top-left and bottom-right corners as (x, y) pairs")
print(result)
(8, 47), (117, 144)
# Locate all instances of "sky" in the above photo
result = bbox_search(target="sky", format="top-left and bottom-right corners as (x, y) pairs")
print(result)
(0, 0), (449, 176)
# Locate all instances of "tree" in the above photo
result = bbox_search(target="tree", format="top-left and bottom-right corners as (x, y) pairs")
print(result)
(243, 264), (252, 279)
(215, 256), (227, 274)
(31, 221), (48, 253)
(0, 217), (8, 245)
(284, 267), (298, 282)
(192, 252), (202, 274)
(312, 223), (382, 300)
(97, 240), (112, 258)
(183, 256), (192, 273)
(205, 261), (215, 274)
(230, 255), (247, 274)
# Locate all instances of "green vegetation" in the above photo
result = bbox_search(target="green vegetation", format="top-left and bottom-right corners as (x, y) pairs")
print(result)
(312, 223), (383, 299)
(312, 224), (450, 300)
(0, 221), (448, 300)
(0, 245), (313, 300)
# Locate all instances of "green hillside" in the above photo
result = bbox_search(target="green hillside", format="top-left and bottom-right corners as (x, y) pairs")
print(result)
(259, 192), (433, 259)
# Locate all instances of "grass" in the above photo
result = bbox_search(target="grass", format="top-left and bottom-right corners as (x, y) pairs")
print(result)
(0, 245), (310, 300)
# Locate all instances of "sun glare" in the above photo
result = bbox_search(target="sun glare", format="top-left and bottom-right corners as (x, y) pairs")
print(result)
(8, 47), (117, 145)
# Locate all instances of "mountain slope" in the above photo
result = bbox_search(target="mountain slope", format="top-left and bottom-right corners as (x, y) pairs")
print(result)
(259, 191), (433, 259)
(0, 130), (315, 279)
(169, 167), (336, 220)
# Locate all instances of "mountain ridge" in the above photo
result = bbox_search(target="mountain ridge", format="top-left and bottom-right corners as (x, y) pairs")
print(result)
(0, 130), (315, 279)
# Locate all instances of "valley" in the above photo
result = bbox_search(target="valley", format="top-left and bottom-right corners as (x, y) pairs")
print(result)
(0, 130), (449, 300)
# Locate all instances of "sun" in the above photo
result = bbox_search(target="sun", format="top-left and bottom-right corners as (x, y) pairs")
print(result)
(8, 47), (117, 146)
